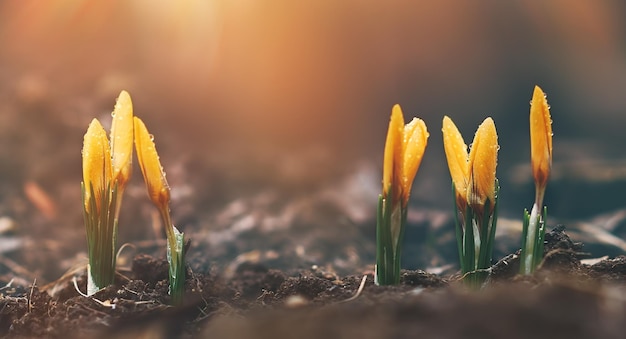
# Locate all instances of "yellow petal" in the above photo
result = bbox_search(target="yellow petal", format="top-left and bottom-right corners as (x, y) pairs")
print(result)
(110, 90), (134, 189)
(134, 117), (170, 210)
(382, 104), (405, 203)
(442, 116), (469, 208)
(467, 117), (498, 213)
(530, 85), (552, 192)
(401, 117), (428, 205)
(82, 119), (112, 213)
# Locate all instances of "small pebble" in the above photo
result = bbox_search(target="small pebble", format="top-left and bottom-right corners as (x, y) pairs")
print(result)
(285, 295), (308, 308)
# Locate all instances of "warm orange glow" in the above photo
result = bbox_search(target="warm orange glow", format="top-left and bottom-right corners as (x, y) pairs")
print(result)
(530, 85), (552, 194)
(82, 119), (112, 213)
(110, 90), (134, 190)
(134, 117), (171, 210)
(382, 105), (429, 206)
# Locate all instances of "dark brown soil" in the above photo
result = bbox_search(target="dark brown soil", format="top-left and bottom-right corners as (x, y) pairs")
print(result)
(1, 227), (625, 339)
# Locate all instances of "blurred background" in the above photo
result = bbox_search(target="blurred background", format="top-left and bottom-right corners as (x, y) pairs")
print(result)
(1, 0), (626, 281)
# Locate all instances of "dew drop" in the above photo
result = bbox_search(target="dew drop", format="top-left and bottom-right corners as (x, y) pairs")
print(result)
(111, 111), (116, 117)
(149, 134), (155, 141)
(529, 100), (533, 106)
(547, 105), (551, 110)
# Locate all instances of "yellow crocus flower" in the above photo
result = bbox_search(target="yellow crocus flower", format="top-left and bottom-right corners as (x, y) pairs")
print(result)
(442, 116), (469, 211)
(110, 90), (134, 190)
(133, 117), (171, 210)
(402, 116), (429, 205)
(442, 116), (498, 216)
(382, 105), (404, 204)
(382, 104), (429, 207)
(82, 118), (112, 213)
(530, 85), (552, 200)
(468, 117), (498, 215)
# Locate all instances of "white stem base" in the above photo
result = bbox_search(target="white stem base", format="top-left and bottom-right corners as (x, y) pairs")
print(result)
(522, 203), (540, 275)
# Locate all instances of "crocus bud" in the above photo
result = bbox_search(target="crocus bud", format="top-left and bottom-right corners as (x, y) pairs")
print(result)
(467, 117), (498, 215)
(82, 119), (112, 213)
(382, 105), (405, 205)
(530, 85), (552, 200)
(110, 90), (134, 190)
(382, 104), (428, 207)
(134, 117), (170, 210)
(401, 116), (429, 206)
(442, 116), (469, 212)
(443, 116), (498, 217)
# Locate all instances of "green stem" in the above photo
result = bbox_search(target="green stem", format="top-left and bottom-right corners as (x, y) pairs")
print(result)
(533, 206), (547, 268)
(375, 189), (404, 285)
(456, 180), (499, 288)
(521, 202), (540, 275)
(159, 207), (185, 305)
(84, 183), (118, 296)
(452, 184), (465, 273)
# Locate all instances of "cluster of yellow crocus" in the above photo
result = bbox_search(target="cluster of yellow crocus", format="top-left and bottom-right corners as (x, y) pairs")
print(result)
(82, 90), (183, 301)
(442, 116), (499, 221)
(82, 90), (134, 295)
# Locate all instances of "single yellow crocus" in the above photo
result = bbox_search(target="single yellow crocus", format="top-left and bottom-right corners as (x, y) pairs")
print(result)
(530, 85), (552, 203)
(382, 104), (429, 208)
(82, 118), (112, 213)
(133, 117), (171, 211)
(442, 116), (498, 216)
(110, 90), (134, 190)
